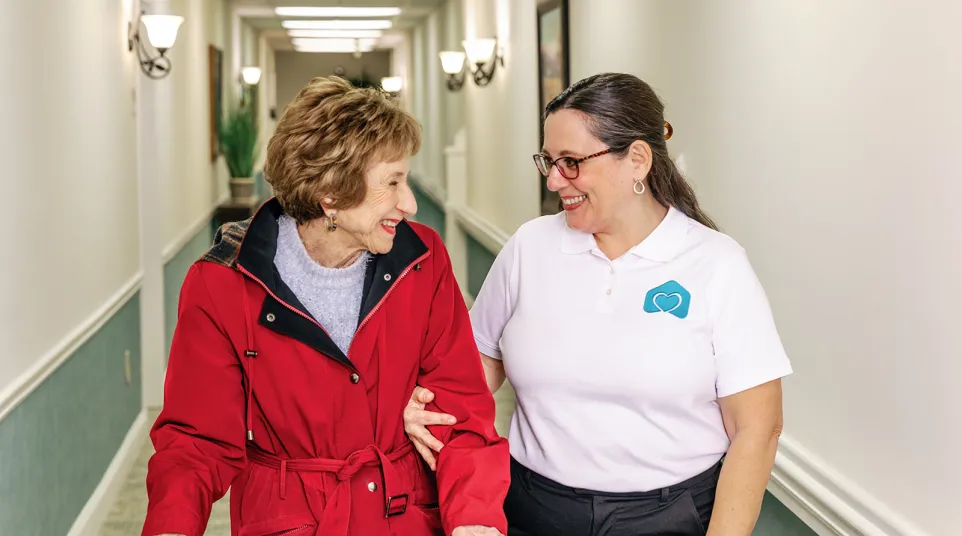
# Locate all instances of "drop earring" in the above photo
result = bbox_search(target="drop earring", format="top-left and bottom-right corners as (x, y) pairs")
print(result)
(325, 213), (338, 231)
(632, 178), (646, 195)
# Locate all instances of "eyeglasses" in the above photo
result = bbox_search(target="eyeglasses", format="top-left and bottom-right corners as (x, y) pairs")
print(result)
(532, 149), (612, 180)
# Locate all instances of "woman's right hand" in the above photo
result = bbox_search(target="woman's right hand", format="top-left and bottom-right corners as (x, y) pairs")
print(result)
(404, 386), (457, 470)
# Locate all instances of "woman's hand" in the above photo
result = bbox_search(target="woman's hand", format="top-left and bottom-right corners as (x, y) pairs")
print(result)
(452, 526), (504, 536)
(403, 386), (456, 470)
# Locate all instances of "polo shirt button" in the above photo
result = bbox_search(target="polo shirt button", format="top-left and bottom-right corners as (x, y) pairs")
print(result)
(368, 482), (378, 492)
(350, 373), (360, 384)
(606, 288), (612, 295)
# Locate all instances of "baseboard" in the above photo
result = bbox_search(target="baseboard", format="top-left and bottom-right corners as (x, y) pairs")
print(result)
(67, 409), (150, 536)
(452, 205), (510, 254)
(768, 434), (930, 536)
(161, 191), (229, 264)
(0, 273), (143, 423)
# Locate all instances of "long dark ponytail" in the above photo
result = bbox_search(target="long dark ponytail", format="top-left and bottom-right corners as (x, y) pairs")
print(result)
(545, 73), (718, 230)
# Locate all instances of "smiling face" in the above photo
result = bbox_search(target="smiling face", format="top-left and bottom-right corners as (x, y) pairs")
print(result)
(542, 109), (645, 234)
(327, 158), (417, 254)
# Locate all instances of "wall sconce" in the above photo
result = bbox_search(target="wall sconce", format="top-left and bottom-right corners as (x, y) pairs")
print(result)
(462, 38), (503, 87)
(241, 66), (262, 86)
(128, 10), (184, 79)
(438, 51), (466, 91)
(381, 76), (403, 96)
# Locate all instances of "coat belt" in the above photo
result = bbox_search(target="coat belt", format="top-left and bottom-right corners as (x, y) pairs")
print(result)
(246, 442), (415, 536)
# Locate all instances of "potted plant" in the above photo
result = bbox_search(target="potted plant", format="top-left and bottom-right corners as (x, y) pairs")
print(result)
(219, 104), (259, 202)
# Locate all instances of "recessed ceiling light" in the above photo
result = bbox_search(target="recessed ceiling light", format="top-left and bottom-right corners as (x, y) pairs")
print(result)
(287, 29), (384, 39)
(275, 7), (401, 18)
(282, 20), (393, 30)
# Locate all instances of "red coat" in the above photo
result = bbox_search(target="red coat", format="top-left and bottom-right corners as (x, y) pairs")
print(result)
(142, 199), (509, 536)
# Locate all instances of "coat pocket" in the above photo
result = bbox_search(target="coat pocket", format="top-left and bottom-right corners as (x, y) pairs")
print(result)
(236, 513), (317, 536)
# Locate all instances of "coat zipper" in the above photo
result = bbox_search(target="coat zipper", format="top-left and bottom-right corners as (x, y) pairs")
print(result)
(350, 251), (432, 355)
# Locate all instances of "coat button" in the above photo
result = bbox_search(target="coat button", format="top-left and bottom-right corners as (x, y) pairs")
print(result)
(383, 273), (392, 281)
(368, 482), (378, 492)
(350, 373), (360, 384)
(266, 313), (276, 322)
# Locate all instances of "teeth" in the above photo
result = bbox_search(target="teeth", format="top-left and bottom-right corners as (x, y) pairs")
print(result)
(562, 195), (587, 205)
(381, 220), (398, 227)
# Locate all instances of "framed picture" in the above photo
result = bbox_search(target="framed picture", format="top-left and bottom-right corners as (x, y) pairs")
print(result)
(209, 44), (224, 162)
(536, 0), (569, 215)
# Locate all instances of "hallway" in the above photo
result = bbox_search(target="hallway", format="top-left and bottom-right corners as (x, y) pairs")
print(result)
(1, 1), (960, 535)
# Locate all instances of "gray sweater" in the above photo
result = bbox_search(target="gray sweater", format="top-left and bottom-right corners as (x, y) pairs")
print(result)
(274, 214), (370, 356)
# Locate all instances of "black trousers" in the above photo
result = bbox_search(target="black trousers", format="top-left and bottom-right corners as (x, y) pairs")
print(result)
(504, 457), (721, 536)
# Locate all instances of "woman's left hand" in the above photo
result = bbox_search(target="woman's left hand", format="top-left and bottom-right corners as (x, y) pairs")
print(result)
(451, 526), (504, 536)
(404, 385), (457, 470)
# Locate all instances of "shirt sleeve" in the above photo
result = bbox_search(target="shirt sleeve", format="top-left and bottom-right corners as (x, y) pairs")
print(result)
(468, 232), (521, 359)
(708, 247), (793, 398)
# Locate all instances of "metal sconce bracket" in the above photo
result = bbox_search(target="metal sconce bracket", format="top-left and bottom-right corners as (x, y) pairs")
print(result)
(446, 71), (466, 91)
(128, 11), (172, 80)
(470, 52), (503, 87)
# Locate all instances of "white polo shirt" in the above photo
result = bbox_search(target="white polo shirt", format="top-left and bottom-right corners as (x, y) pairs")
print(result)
(470, 206), (793, 492)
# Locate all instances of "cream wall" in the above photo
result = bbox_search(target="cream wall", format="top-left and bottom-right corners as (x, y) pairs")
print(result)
(164, 0), (231, 251)
(462, 0), (541, 233)
(0, 0), (140, 397)
(568, 1), (960, 535)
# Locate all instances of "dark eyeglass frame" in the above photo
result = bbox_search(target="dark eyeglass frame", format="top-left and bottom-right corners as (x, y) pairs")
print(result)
(532, 148), (613, 179)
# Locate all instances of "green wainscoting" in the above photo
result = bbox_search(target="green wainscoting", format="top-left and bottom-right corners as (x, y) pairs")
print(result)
(0, 293), (143, 536)
(755, 491), (817, 535)
(163, 224), (215, 358)
(466, 233), (497, 298)
(463, 234), (816, 536)
(410, 179), (446, 238)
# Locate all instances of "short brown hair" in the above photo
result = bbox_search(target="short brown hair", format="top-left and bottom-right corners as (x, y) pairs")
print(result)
(265, 76), (421, 223)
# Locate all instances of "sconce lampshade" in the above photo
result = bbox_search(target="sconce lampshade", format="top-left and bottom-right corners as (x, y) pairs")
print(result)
(141, 14), (185, 50)
(381, 76), (403, 93)
(462, 38), (496, 66)
(439, 51), (466, 74)
(242, 67), (262, 85)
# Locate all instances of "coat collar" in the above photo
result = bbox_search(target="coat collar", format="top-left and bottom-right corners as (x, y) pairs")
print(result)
(209, 197), (429, 369)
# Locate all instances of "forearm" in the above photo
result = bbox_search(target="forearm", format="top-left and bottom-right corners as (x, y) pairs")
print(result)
(706, 431), (779, 536)
(479, 353), (506, 394)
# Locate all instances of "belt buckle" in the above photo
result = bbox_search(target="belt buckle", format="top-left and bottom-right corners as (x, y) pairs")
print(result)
(385, 494), (408, 517)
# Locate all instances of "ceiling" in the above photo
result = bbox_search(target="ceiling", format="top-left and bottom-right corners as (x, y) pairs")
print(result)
(234, 0), (446, 51)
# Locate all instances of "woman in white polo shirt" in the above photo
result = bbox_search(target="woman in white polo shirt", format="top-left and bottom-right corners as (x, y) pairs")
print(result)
(405, 73), (792, 535)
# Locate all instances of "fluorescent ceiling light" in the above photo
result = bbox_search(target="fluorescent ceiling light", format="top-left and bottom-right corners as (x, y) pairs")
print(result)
(292, 38), (377, 53)
(275, 7), (401, 17)
(282, 19), (392, 30)
(287, 29), (384, 39)
(291, 38), (378, 48)
(295, 46), (376, 53)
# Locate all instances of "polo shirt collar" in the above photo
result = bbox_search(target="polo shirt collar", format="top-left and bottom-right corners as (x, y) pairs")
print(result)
(560, 205), (690, 262)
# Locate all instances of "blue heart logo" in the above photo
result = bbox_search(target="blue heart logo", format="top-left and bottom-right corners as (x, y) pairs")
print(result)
(644, 280), (691, 319)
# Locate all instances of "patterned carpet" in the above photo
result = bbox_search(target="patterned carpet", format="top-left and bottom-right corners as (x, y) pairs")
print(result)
(101, 383), (517, 535)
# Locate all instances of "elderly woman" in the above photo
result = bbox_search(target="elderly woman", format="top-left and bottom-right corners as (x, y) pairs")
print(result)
(141, 77), (509, 536)
(406, 73), (792, 536)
